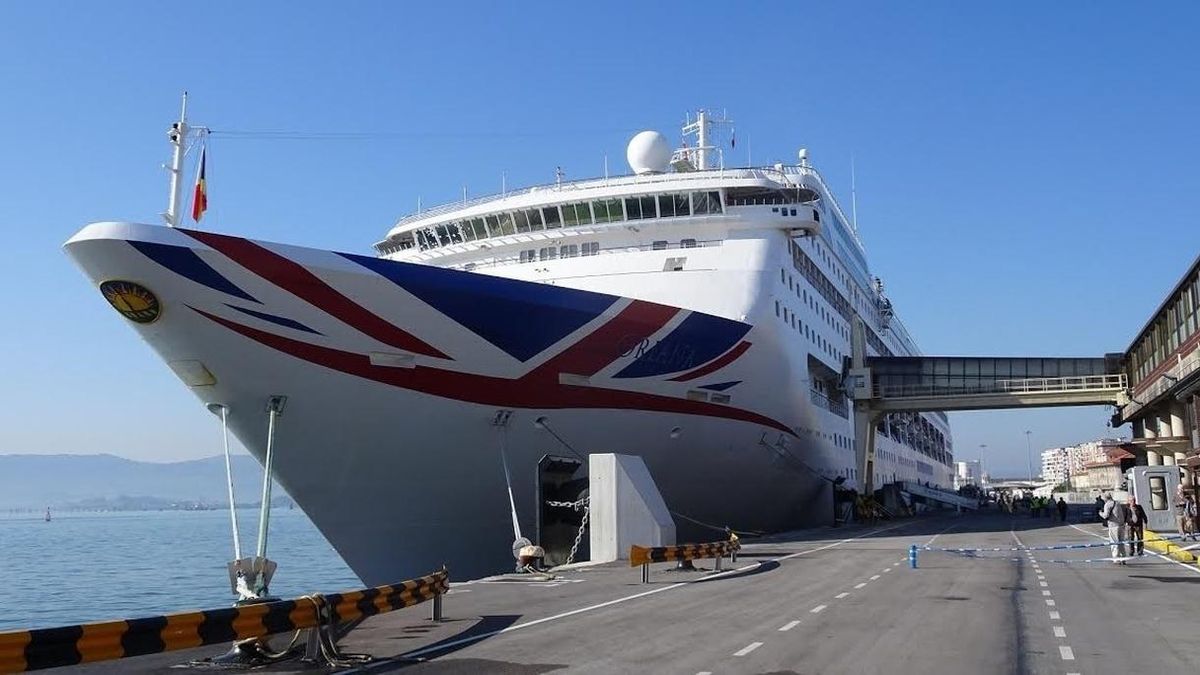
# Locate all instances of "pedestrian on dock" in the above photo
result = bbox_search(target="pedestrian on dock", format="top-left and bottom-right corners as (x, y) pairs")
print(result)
(1057, 497), (1068, 523)
(1100, 493), (1129, 564)
(1127, 495), (1147, 557)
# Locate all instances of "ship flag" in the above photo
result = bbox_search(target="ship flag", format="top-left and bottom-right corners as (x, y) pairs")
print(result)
(191, 146), (208, 222)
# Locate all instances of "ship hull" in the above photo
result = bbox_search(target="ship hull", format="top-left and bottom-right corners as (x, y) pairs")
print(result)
(65, 222), (830, 584)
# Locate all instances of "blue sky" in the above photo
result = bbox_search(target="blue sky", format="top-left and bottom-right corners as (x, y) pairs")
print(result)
(1, 2), (1196, 476)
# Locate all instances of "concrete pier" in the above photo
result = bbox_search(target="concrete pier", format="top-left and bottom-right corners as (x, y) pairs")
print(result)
(56, 512), (1200, 674)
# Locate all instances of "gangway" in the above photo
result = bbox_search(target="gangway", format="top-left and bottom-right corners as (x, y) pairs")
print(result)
(900, 481), (978, 511)
(847, 319), (1130, 495)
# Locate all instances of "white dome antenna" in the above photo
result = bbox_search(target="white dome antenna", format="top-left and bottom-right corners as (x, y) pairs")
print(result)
(626, 131), (671, 175)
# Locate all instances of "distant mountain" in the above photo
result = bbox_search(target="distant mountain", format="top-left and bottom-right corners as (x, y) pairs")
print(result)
(0, 454), (284, 510)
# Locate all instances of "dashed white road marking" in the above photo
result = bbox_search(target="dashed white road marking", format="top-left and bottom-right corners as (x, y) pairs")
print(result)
(1059, 645), (1075, 660)
(1039, 581), (1049, 587)
(1041, 590), (1052, 596)
(892, 562), (900, 567)
(779, 620), (801, 632)
(399, 520), (918, 660)
(697, 672), (712, 675)
(1049, 611), (1061, 620)
(854, 582), (867, 589)
(1046, 599), (1056, 607)
(1053, 626), (1066, 638)
(882, 568), (892, 573)
(835, 592), (850, 599)
(870, 574), (881, 580)
(811, 604), (827, 614)
(734, 642), (763, 657)
(1037, 574), (1045, 580)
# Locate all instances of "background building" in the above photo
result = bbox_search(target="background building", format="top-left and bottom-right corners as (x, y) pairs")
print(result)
(1041, 447), (1069, 486)
(954, 460), (982, 490)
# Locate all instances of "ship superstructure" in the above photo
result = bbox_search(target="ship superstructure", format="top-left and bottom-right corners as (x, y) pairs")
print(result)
(65, 109), (952, 584)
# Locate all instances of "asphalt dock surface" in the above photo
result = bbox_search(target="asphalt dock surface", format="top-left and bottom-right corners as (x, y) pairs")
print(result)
(58, 512), (1200, 674)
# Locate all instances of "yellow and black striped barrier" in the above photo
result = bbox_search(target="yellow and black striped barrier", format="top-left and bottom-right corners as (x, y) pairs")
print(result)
(0, 568), (449, 672)
(630, 537), (740, 582)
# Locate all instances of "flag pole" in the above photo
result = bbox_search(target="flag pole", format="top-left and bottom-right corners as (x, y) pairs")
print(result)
(165, 92), (189, 227)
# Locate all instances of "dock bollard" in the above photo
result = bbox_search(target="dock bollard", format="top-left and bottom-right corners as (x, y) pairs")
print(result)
(641, 563), (650, 584)
(431, 592), (443, 622)
(909, 544), (918, 569)
(715, 552), (724, 572)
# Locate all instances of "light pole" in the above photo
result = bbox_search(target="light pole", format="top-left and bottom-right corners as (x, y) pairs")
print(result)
(978, 443), (987, 487)
(1024, 430), (1034, 484)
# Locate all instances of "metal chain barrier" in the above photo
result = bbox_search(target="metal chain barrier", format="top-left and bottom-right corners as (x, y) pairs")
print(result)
(564, 505), (590, 565)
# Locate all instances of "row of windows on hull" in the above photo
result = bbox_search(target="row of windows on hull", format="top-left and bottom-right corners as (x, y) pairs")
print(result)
(876, 412), (951, 465)
(377, 191), (724, 255)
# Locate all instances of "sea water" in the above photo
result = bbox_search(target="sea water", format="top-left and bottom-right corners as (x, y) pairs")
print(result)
(0, 509), (360, 631)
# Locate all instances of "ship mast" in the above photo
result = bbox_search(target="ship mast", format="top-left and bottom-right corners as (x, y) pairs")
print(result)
(164, 92), (188, 227)
(678, 109), (732, 170)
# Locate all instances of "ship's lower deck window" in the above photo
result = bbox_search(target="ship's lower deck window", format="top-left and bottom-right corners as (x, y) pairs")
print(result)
(539, 247), (557, 261)
(652, 240), (668, 250)
(581, 242), (599, 256)
(519, 249), (536, 263)
(681, 238), (697, 248)
(560, 244), (579, 258)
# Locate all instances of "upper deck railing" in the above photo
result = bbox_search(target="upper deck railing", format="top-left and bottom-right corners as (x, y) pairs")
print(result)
(1121, 350), (1200, 421)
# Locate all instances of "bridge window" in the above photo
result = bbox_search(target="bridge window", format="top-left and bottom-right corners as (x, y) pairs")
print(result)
(542, 206), (562, 229)
(515, 209), (543, 233)
(625, 195), (658, 220)
(592, 198), (624, 223)
(658, 193), (691, 218)
(562, 202), (593, 227)
(693, 191), (722, 214)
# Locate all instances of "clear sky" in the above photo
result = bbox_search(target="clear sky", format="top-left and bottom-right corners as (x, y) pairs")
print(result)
(1, 2), (1197, 476)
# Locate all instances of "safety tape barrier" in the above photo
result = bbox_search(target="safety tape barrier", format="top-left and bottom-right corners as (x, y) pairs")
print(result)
(0, 568), (449, 673)
(918, 533), (1187, 554)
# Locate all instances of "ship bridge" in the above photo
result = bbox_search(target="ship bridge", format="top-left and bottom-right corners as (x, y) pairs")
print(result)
(847, 321), (1130, 494)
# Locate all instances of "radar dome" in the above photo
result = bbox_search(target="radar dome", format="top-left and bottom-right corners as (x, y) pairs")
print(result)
(626, 131), (672, 175)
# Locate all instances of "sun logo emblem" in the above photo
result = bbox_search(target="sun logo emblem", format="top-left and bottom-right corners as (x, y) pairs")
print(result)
(99, 280), (161, 324)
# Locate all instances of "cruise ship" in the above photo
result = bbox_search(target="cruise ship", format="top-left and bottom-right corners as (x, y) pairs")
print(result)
(65, 108), (954, 585)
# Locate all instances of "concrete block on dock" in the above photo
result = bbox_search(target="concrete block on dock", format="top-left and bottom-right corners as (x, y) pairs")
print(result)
(588, 453), (676, 563)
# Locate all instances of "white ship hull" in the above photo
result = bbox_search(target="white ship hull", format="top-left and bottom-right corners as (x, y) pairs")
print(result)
(66, 222), (832, 584)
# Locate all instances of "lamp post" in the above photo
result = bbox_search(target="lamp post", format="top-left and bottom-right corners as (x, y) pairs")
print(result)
(978, 443), (987, 487)
(1024, 430), (1034, 484)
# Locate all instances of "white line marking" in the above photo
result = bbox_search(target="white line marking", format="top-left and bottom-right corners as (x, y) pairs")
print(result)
(854, 582), (867, 589)
(1049, 611), (1061, 620)
(1059, 645), (1075, 660)
(892, 562), (900, 567)
(697, 672), (712, 675)
(1039, 581), (1048, 587)
(870, 574), (881, 580)
(1053, 626), (1066, 638)
(1068, 523), (1200, 576)
(1042, 590), (1052, 596)
(811, 604), (827, 613)
(835, 592), (850, 599)
(1046, 599), (1056, 607)
(882, 567), (892, 573)
(1037, 575), (1045, 580)
(397, 521), (916, 659)
(734, 642), (763, 656)
(779, 620), (801, 632)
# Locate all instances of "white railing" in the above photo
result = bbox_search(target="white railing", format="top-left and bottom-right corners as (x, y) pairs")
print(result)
(875, 374), (1128, 400)
(446, 238), (724, 272)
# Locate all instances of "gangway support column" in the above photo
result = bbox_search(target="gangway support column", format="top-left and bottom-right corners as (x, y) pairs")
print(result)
(849, 316), (878, 496)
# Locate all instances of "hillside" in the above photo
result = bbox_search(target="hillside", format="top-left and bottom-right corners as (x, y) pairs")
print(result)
(0, 454), (283, 510)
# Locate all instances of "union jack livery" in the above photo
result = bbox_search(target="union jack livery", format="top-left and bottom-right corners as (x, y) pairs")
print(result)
(65, 109), (954, 584)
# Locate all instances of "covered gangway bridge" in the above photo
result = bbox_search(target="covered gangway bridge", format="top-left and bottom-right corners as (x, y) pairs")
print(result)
(847, 321), (1130, 495)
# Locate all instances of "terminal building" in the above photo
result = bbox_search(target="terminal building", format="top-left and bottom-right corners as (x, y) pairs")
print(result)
(1114, 254), (1200, 485)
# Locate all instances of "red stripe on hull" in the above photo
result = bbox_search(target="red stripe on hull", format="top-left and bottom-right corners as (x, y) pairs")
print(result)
(183, 229), (448, 359)
(523, 301), (678, 381)
(192, 307), (794, 436)
(669, 341), (753, 382)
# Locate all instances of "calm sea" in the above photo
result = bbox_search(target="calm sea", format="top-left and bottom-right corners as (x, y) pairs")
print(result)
(0, 509), (360, 631)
